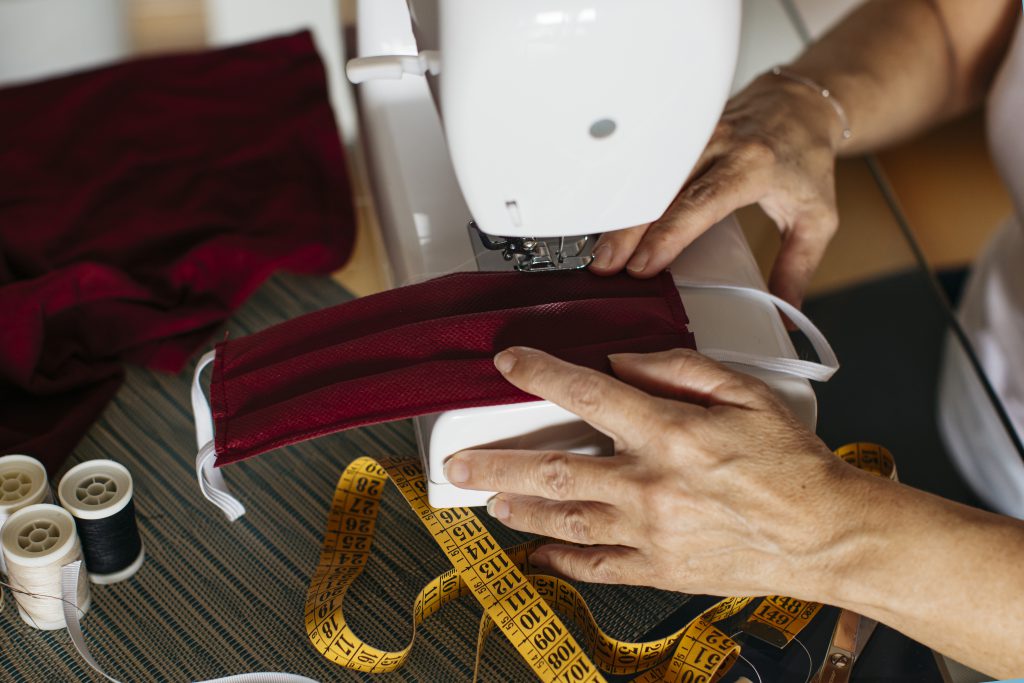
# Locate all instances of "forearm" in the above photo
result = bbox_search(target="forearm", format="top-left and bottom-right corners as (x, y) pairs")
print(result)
(786, 0), (1018, 155)
(819, 472), (1024, 677)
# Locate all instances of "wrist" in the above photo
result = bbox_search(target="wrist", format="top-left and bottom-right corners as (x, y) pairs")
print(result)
(750, 70), (848, 154)
(771, 66), (852, 149)
(789, 459), (896, 608)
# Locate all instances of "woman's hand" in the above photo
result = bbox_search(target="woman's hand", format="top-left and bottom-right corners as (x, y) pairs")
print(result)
(588, 72), (845, 308)
(444, 347), (1024, 675)
(443, 346), (865, 600)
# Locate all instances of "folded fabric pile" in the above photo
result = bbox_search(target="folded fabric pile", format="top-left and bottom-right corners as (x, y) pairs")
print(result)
(0, 32), (355, 472)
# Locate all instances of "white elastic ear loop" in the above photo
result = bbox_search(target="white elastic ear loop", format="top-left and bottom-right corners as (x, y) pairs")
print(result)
(673, 280), (839, 382)
(61, 561), (318, 683)
(192, 351), (246, 521)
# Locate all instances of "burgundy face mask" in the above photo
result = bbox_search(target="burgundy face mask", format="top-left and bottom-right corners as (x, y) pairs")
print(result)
(191, 270), (695, 518)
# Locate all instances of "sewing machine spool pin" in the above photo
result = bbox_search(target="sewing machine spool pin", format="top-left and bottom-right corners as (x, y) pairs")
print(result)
(468, 220), (594, 272)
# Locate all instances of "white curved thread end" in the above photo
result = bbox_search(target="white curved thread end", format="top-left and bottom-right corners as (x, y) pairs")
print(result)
(191, 351), (244, 521)
(346, 51), (441, 84)
(673, 280), (839, 381)
(197, 444), (245, 522)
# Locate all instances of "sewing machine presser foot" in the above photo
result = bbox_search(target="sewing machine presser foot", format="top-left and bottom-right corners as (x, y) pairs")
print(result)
(469, 221), (594, 273)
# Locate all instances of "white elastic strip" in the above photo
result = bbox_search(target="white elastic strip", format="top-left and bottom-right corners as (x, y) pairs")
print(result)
(202, 674), (321, 683)
(192, 350), (217, 449)
(60, 561), (318, 683)
(196, 443), (245, 522)
(192, 351), (246, 521)
(62, 561), (116, 683)
(674, 279), (839, 382)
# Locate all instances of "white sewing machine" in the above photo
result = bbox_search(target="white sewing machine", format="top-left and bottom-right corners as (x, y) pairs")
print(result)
(348, 0), (821, 508)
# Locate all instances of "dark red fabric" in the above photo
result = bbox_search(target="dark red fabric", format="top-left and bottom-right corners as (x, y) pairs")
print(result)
(0, 32), (355, 473)
(211, 270), (696, 466)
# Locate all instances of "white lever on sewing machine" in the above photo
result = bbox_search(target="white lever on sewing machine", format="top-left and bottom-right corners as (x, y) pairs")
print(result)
(346, 51), (440, 83)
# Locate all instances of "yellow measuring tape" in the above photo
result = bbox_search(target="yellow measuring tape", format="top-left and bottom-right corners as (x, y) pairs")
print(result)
(305, 444), (896, 681)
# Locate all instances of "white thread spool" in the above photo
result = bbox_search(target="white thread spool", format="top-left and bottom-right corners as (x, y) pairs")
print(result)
(0, 455), (52, 575)
(58, 460), (144, 584)
(1, 504), (91, 630)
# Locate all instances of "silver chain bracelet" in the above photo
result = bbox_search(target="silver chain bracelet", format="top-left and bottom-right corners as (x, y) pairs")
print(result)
(771, 66), (853, 141)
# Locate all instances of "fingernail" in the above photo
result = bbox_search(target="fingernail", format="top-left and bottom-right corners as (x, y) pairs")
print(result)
(494, 349), (517, 374)
(590, 243), (613, 269)
(626, 249), (649, 273)
(444, 457), (469, 484)
(607, 352), (639, 364)
(486, 495), (509, 521)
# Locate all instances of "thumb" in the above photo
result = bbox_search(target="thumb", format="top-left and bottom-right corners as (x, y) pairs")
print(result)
(608, 349), (769, 410)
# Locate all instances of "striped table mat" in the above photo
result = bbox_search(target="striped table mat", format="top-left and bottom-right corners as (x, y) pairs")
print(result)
(1, 273), (691, 683)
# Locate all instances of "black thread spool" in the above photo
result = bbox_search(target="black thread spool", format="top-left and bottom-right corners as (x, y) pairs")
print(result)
(58, 460), (145, 584)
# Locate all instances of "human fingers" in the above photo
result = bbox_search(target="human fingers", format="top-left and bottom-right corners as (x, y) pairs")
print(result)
(608, 348), (773, 410)
(486, 494), (632, 546)
(589, 125), (734, 276)
(529, 544), (648, 586)
(768, 207), (838, 309)
(588, 224), (649, 274)
(492, 347), (668, 449)
(444, 449), (626, 503)
(625, 158), (766, 277)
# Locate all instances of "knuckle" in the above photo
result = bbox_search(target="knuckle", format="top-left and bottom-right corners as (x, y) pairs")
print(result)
(597, 230), (629, 249)
(646, 484), (676, 516)
(536, 451), (575, 499)
(723, 372), (769, 400)
(677, 176), (719, 212)
(738, 138), (776, 165)
(557, 503), (592, 543)
(517, 352), (548, 385)
(483, 454), (511, 488)
(818, 208), (839, 237)
(684, 179), (716, 208)
(737, 376), (779, 409)
(648, 403), (687, 440)
(795, 199), (839, 238)
(739, 370), (771, 392)
(564, 373), (604, 414)
(642, 225), (686, 254)
(579, 553), (620, 584)
(661, 348), (703, 378)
